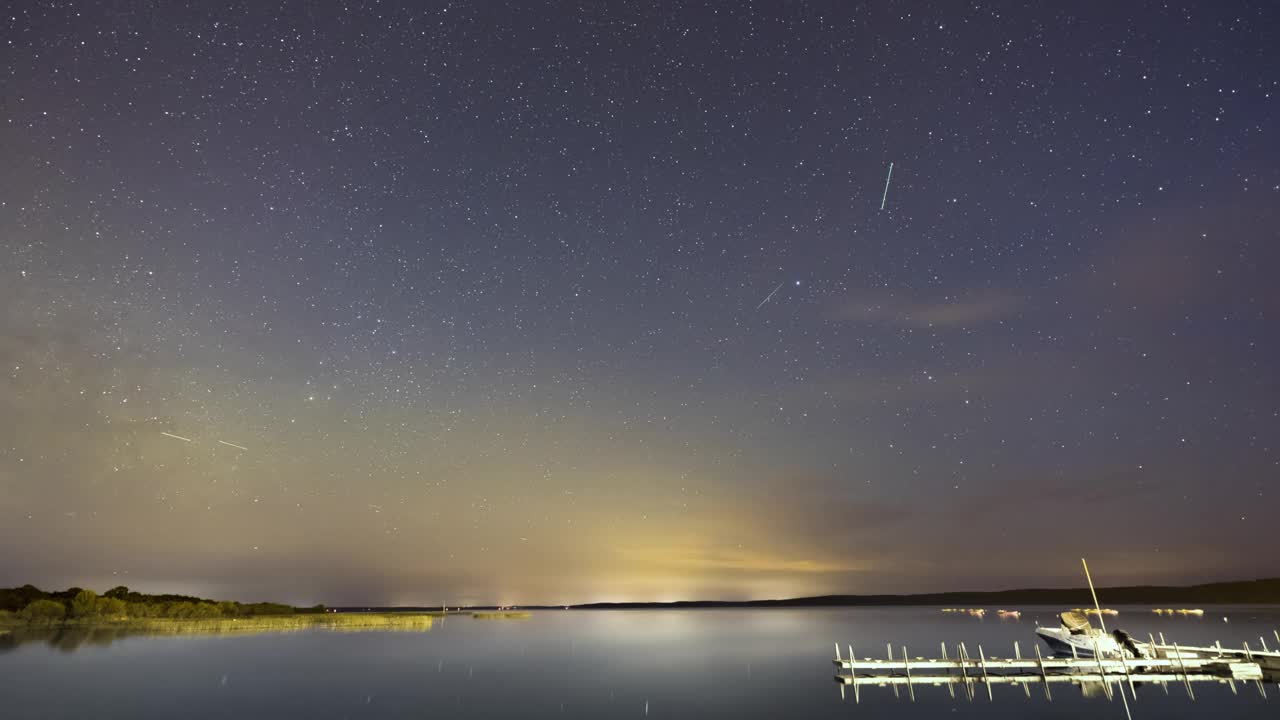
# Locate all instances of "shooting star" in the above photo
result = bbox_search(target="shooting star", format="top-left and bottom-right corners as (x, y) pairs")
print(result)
(880, 161), (894, 210)
(218, 440), (249, 451)
(755, 282), (785, 310)
(160, 432), (192, 442)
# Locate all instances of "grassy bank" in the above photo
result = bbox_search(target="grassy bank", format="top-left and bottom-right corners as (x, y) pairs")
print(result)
(471, 611), (532, 620)
(0, 612), (438, 633)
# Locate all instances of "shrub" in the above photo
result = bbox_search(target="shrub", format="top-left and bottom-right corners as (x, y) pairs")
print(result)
(21, 599), (67, 624)
(127, 602), (153, 618)
(190, 602), (222, 619)
(165, 601), (195, 619)
(95, 597), (127, 620)
(71, 590), (99, 618)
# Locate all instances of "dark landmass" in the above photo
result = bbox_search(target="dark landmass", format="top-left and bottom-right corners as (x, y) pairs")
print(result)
(10, 578), (1279, 620)
(0, 584), (323, 625)
(337, 578), (1280, 612)
(568, 578), (1280, 609)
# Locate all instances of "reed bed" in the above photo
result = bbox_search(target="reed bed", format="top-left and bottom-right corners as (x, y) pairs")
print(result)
(471, 611), (532, 620)
(129, 613), (438, 634)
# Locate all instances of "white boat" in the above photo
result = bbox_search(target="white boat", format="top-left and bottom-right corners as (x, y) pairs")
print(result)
(1035, 611), (1146, 658)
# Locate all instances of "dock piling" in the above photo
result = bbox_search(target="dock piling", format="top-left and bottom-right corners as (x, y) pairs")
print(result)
(903, 646), (915, 702)
(1014, 642), (1030, 698)
(1244, 641), (1267, 698)
(978, 645), (994, 702)
(958, 643), (974, 702)
(886, 644), (899, 698)
(1149, 633), (1169, 695)
(849, 645), (858, 703)
(941, 643), (955, 699)
(1172, 642), (1196, 700)
(1034, 644), (1053, 701)
(1089, 638), (1114, 701)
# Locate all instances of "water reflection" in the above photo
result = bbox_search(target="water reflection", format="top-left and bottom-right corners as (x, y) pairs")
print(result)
(2, 607), (1278, 719)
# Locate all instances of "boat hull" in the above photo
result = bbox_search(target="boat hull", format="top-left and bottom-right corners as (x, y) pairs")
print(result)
(1035, 627), (1123, 658)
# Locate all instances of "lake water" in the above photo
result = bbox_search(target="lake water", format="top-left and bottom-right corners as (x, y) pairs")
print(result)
(3, 606), (1278, 718)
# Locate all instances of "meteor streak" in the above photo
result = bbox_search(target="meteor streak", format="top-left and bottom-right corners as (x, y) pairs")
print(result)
(218, 440), (249, 451)
(880, 162), (894, 210)
(160, 432), (192, 442)
(755, 282), (785, 310)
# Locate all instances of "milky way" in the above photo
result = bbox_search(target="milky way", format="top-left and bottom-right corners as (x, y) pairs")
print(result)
(1, 1), (1277, 605)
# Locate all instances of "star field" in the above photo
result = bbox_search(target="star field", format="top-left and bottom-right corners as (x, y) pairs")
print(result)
(1, 1), (1278, 605)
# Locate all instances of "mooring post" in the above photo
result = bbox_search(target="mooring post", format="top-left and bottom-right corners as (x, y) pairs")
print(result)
(1034, 643), (1053, 701)
(1261, 636), (1270, 652)
(941, 643), (955, 699)
(903, 646), (915, 702)
(1014, 641), (1029, 698)
(1149, 633), (1168, 694)
(1089, 639), (1114, 701)
(849, 645), (858, 703)
(1244, 641), (1267, 698)
(978, 645), (994, 702)
(1172, 642), (1195, 700)
(1159, 632), (1167, 645)
(887, 644), (898, 698)
(1118, 644), (1137, 701)
(834, 642), (840, 664)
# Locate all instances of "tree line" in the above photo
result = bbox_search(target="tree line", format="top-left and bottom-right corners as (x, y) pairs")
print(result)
(0, 585), (324, 625)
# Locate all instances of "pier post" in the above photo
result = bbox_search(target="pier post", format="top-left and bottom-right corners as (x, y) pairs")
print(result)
(941, 643), (955, 699)
(1148, 633), (1168, 694)
(978, 645), (994, 702)
(1118, 646), (1137, 701)
(1171, 642), (1195, 700)
(1243, 642), (1266, 698)
(1034, 644), (1052, 701)
(958, 643), (974, 702)
(849, 645), (858, 704)
(903, 646), (915, 702)
(1089, 639), (1114, 701)
(887, 644), (898, 698)
(1014, 642), (1029, 698)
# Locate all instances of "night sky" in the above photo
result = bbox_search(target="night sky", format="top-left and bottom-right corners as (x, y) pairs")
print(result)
(2, 1), (1277, 607)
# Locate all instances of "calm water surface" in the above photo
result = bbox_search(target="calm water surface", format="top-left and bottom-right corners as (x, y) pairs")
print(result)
(2, 606), (1278, 718)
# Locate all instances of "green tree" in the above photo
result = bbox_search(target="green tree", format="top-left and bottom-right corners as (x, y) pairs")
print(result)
(126, 602), (153, 618)
(21, 599), (67, 624)
(217, 601), (240, 617)
(95, 597), (127, 619)
(190, 602), (221, 619)
(71, 590), (99, 618)
(104, 586), (130, 600)
(165, 601), (195, 618)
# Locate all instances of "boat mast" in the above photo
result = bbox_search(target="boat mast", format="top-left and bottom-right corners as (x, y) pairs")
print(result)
(1080, 557), (1108, 635)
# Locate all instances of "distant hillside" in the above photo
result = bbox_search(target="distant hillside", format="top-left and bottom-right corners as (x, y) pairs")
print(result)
(571, 578), (1280, 609)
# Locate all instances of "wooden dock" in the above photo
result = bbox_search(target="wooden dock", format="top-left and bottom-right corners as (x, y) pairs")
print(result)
(832, 634), (1280, 703)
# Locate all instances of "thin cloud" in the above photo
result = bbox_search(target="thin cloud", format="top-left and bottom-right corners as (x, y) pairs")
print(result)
(838, 291), (1023, 329)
